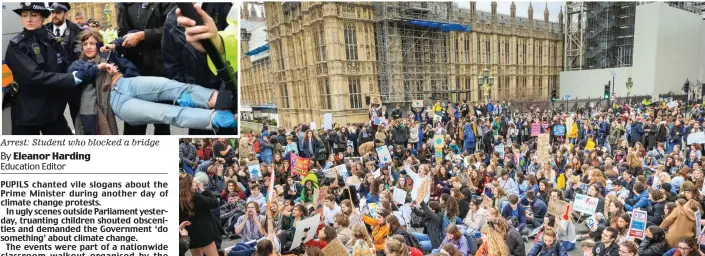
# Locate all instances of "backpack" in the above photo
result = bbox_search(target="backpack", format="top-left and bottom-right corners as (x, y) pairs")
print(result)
(410, 211), (425, 228)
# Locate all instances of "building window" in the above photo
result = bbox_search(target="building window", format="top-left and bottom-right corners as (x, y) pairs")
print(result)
(538, 45), (543, 66)
(553, 44), (557, 66)
(497, 40), (500, 65)
(320, 79), (331, 109)
(344, 24), (358, 60)
(476, 37), (481, 63)
(314, 24), (326, 62)
(278, 43), (285, 70)
(281, 84), (290, 108)
(455, 38), (459, 63)
(464, 38), (470, 64)
(485, 39), (490, 64)
(505, 41), (510, 64)
(349, 78), (362, 109)
(522, 42), (526, 65)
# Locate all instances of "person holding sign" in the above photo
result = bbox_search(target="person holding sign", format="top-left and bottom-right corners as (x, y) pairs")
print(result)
(361, 208), (391, 253)
(410, 201), (444, 253)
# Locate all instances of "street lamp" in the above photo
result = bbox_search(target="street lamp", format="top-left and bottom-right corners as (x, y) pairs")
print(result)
(478, 67), (494, 103)
(625, 77), (633, 104)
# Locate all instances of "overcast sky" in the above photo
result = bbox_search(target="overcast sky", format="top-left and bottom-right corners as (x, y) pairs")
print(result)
(457, 1), (564, 22)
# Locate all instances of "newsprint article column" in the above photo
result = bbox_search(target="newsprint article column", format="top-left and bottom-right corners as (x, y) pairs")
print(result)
(0, 138), (176, 256)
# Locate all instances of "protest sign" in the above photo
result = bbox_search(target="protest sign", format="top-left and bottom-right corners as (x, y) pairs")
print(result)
(377, 146), (392, 164)
(373, 168), (381, 178)
(531, 123), (542, 136)
(688, 132), (705, 145)
(565, 117), (574, 139)
(290, 214), (322, 250)
(310, 122), (317, 130)
(412, 100), (423, 108)
(495, 144), (505, 158)
(347, 176), (362, 189)
(628, 209), (647, 239)
(291, 153), (311, 176)
(321, 162), (336, 178)
(536, 134), (551, 164)
(321, 239), (350, 256)
(346, 157), (363, 166)
(333, 164), (348, 180)
(370, 94), (381, 105)
(323, 113), (333, 130)
(434, 149), (443, 163)
(547, 199), (571, 220)
(248, 163), (262, 181)
(433, 135), (445, 149)
(416, 178), (432, 204)
(573, 194), (600, 215)
(667, 101), (679, 108)
(393, 188), (407, 205)
(586, 216), (598, 232)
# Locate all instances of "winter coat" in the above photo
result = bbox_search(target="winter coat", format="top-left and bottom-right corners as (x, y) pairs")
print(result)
(362, 215), (390, 252)
(258, 137), (273, 164)
(412, 201), (444, 249)
(624, 189), (650, 211)
(506, 225), (526, 256)
(630, 122), (645, 145)
(638, 237), (668, 256)
(656, 124), (668, 143)
(463, 124), (476, 151)
(501, 203), (527, 231)
(392, 125), (410, 145)
(660, 203), (696, 248)
(647, 200), (666, 226)
(463, 208), (488, 231)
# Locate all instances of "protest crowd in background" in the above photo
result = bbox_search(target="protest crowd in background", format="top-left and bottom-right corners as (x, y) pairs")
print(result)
(180, 98), (705, 256)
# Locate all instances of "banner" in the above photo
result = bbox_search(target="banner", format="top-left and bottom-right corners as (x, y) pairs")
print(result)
(291, 153), (311, 176)
(547, 199), (571, 220)
(434, 148), (443, 163)
(412, 100), (423, 108)
(628, 209), (647, 239)
(573, 194), (600, 215)
(376, 146), (392, 164)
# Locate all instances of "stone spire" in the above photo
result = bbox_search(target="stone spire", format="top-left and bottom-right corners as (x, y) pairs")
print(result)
(544, 3), (549, 23)
(528, 2), (534, 20)
(510, 1), (516, 18)
(242, 3), (250, 20)
(470, 1), (477, 23)
(558, 6), (563, 25)
(491, 1), (497, 16)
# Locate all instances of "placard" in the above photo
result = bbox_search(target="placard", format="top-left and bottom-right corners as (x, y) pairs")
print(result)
(321, 239), (350, 256)
(368, 203), (378, 217)
(314, 186), (329, 215)
(434, 148), (443, 163)
(323, 113), (333, 130)
(310, 122), (317, 130)
(412, 100), (424, 108)
(248, 163), (262, 181)
(628, 209), (647, 239)
(416, 178), (432, 204)
(573, 194), (600, 215)
(434, 135), (445, 149)
(688, 132), (705, 145)
(547, 199), (571, 220)
(291, 153), (311, 176)
(370, 94), (381, 105)
(494, 144), (504, 158)
(393, 188), (407, 205)
(333, 164), (348, 180)
(290, 214), (322, 250)
(586, 215), (598, 232)
(531, 123), (542, 136)
(536, 134), (551, 164)
(376, 146), (392, 164)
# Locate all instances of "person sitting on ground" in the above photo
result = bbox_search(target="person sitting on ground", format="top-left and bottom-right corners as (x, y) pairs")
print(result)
(439, 225), (469, 256)
(527, 227), (568, 256)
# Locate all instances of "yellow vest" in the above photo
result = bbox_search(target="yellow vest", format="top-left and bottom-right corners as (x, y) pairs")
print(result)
(585, 139), (595, 151)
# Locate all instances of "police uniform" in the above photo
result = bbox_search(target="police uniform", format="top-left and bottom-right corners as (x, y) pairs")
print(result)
(5, 2), (76, 135)
(45, 2), (83, 125)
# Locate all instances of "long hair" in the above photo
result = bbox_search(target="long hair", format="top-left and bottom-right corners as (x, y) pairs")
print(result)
(254, 239), (274, 256)
(481, 223), (510, 256)
(179, 175), (195, 217)
(441, 193), (459, 220)
(385, 239), (409, 256)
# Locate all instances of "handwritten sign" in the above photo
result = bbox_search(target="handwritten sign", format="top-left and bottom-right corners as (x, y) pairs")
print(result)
(628, 209), (647, 239)
(291, 153), (311, 176)
(370, 94), (381, 105)
(290, 214), (322, 250)
(547, 199), (571, 220)
(393, 188), (407, 205)
(416, 178), (432, 204)
(314, 186), (329, 215)
(322, 239), (350, 256)
(536, 134), (551, 164)
(333, 164), (348, 180)
(377, 146), (392, 164)
(573, 194), (600, 215)
(412, 100), (423, 108)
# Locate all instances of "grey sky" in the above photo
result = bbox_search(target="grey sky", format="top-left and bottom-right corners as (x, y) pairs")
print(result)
(457, 1), (565, 22)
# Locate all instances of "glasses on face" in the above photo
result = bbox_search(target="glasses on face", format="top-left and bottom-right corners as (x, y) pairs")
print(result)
(679, 247), (692, 251)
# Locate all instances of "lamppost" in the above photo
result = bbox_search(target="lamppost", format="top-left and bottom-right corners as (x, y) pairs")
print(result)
(478, 67), (494, 104)
(626, 77), (633, 104)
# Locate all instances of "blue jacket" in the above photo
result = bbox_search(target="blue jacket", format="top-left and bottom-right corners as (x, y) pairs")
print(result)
(501, 203), (527, 231)
(527, 241), (568, 256)
(463, 124), (476, 150)
(532, 199), (548, 220)
(624, 189), (650, 211)
(630, 122), (645, 144)
(258, 136), (273, 164)
(487, 103), (495, 113)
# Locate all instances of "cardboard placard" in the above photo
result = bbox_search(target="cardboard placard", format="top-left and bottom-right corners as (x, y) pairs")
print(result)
(321, 239), (350, 256)
(628, 209), (647, 239)
(370, 94), (381, 105)
(333, 164), (348, 180)
(376, 146), (392, 164)
(314, 186), (329, 215)
(547, 199), (572, 220)
(290, 214), (322, 250)
(573, 194), (600, 215)
(310, 122), (317, 130)
(291, 153), (312, 176)
(412, 100), (423, 108)
(393, 187), (407, 205)
(416, 178), (432, 204)
(536, 134), (551, 164)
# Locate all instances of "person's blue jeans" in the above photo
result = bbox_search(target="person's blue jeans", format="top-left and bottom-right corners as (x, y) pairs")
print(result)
(561, 241), (575, 251)
(110, 76), (215, 130)
(412, 232), (433, 252)
(227, 240), (256, 256)
(80, 114), (97, 135)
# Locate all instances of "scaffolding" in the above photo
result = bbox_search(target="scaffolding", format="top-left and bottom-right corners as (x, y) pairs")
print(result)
(374, 2), (456, 104)
(564, 2), (585, 71)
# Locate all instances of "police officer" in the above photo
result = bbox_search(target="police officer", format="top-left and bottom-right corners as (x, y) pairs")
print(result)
(45, 2), (83, 126)
(5, 3), (94, 135)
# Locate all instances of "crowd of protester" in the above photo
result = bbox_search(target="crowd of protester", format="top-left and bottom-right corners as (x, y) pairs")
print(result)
(5, 2), (236, 135)
(180, 96), (705, 256)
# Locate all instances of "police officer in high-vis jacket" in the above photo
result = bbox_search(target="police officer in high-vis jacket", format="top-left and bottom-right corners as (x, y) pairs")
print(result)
(45, 2), (83, 125)
(5, 2), (96, 135)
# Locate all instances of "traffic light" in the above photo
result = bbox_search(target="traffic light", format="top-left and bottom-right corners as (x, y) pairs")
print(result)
(684, 79), (690, 93)
(604, 84), (611, 100)
(551, 88), (557, 102)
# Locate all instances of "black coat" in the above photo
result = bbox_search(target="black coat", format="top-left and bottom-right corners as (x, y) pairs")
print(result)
(656, 124), (668, 143)
(45, 20), (83, 66)
(179, 190), (223, 248)
(647, 200), (666, 227)
(117, 3), (173, 76)
(638, 237), (668, 256)
(5, 28), (76, 126)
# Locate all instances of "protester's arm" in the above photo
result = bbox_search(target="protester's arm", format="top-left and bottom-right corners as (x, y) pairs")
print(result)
(233, 215), (247, 235)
